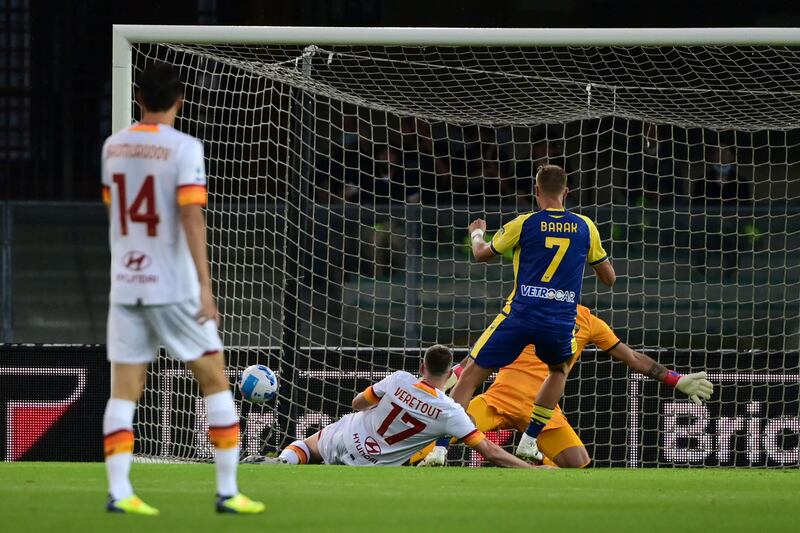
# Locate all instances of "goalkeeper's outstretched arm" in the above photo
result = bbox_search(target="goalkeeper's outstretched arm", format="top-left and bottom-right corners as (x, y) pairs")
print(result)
(608, 342), (714, 404)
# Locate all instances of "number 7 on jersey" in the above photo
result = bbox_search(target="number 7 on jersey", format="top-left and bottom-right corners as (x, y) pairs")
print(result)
(541, 236), (570, 282)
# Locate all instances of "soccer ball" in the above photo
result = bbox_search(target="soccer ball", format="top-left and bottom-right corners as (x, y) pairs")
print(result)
(239, 364), (278, 404)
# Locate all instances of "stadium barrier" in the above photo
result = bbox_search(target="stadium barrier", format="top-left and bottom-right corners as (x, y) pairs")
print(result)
(1, 344), (797, 466)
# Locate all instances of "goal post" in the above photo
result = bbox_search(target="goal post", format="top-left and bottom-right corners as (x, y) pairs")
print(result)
(113, 25), (800, 467)
(112, 25), (800, 131)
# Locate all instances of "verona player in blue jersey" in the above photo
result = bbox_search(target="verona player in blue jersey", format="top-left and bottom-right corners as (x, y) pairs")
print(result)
(450, 164), (616, 461)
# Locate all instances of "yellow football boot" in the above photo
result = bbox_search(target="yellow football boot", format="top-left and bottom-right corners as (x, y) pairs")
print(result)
(216, 493), (266, 514)
(106, 494), (160, 516)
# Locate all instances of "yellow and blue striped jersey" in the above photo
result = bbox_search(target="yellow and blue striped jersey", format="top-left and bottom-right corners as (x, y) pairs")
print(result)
(489, 208), (608, 325)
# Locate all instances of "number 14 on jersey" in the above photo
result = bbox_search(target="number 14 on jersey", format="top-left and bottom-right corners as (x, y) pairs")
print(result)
(111, 173), (160, 236)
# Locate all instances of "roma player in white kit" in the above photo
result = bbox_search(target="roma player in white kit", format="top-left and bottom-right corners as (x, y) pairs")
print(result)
(101, 63), (264, 515)
(277, 345), (536, 468)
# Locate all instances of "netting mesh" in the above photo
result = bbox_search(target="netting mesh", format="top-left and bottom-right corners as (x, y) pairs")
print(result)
(130, 39), (800, 467)
(166, 43), (800, 129)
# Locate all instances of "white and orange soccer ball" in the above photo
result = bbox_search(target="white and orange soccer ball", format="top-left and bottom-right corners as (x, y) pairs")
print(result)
(239, 365), (278, 404)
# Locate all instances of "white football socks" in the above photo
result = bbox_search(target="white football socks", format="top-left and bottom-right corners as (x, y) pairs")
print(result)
(279, 440), (311, 465)
(206, 390), (239, 497)
(103, 398), (137, 500)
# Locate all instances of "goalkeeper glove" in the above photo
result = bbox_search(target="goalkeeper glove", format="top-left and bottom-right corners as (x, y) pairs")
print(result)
(669, 371), (714, 405)
(417, 446), (448, 467)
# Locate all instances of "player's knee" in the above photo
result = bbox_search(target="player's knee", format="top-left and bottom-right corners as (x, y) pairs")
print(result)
(125, 372), (146, 395)
(304, 433), (323, 463)
(203, 372), (230, 395)
(554, 446), (591, 468)
(110, 364), (147, 400)
(109, 387), (142, 403)
(190, 352), (230, 395)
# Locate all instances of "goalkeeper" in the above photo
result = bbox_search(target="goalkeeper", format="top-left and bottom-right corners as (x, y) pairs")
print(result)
(414, 305), (714, 467)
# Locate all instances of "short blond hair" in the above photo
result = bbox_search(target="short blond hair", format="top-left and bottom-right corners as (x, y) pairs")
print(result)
(535, 164), (567, 196)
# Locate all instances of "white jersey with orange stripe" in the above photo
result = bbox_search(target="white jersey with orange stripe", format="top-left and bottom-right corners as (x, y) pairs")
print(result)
(102, 123), (207, 305)
(338, 371), (485, 466)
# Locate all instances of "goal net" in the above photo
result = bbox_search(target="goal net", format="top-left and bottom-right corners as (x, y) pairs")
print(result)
(121, 28), (800, 467)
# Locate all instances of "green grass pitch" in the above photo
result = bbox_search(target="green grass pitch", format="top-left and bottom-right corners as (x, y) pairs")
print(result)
(2, 463), (799, 532)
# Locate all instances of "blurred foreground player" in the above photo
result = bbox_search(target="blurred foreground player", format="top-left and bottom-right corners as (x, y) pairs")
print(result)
(101, 63), (264, 515)
(274, 345), (540, 469)
(451, 164), (616, 461)
(415, 305), (714, 467)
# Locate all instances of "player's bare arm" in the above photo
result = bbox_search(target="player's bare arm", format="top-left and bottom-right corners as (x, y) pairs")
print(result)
(607, 342), (669, 379)
(471, 438), (539, 469)
(468, 218), (495, 262)
(608, 342), (714, 404)
(180, 203), (218, 325)
(593, 260), (616, 286)
(351, 390), (377, 411)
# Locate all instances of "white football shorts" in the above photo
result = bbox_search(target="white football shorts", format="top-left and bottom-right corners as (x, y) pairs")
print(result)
(106, 299), (224, 364)
(317, 414), (359, 466)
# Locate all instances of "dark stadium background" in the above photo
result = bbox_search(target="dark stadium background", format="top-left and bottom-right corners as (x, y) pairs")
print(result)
(2, 0), (799, 201)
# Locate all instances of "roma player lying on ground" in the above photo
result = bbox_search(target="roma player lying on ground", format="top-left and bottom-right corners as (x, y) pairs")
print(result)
(413, 305), (714, 468)
(251, 346), (543, 469)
